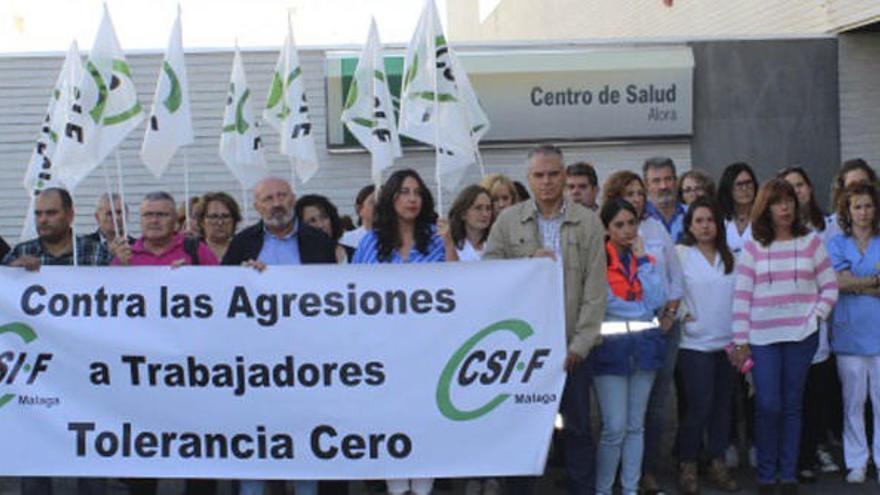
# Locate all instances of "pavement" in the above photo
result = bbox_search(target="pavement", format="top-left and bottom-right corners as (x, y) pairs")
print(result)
(1, 446), (877, 494)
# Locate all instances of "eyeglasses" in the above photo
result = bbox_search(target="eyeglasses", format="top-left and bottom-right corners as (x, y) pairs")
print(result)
(205, 213), (232, 221)
(142, 211), (172, 219)
(734, 180), (755, 190)
(681, 187), (701, 195)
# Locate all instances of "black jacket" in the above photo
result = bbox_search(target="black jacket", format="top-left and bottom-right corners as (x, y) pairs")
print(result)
(84, 230), (136, 245)
(221, 221), (337, 266)
(0, 235), (9, 262)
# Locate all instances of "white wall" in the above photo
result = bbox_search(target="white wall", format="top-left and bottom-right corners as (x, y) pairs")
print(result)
(839, 32), (880, 168)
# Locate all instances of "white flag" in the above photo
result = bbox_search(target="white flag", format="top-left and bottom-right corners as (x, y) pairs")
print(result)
(24, 40), (83, 194)
(20, 41), (84, 242)
(263, 18), (319, 183)
(399, 0), (490, 187)
(341, 18), (402, 187)
(140, 7), (193, 178)
(55, 4), (144, 191)
(219, 48), (268, 189)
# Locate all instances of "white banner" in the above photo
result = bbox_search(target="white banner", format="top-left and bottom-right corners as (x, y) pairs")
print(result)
(0, 260), (565, 479)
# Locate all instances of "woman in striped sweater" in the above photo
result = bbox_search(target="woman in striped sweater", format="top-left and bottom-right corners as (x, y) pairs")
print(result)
(729, 179), (838, 494)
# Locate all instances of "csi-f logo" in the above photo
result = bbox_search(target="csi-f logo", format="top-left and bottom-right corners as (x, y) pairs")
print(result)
(0, 322), (51, 409)
(436, 319), (551, 421)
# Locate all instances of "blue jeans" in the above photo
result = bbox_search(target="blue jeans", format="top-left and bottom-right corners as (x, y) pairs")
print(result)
(642, 322), (680, 475)
(560, 357), (595, 495)
(677, 349), (733, 462)
(594, 370), (657, 495)
(751, 333), (818, 483)
(239, 480), (317, 495)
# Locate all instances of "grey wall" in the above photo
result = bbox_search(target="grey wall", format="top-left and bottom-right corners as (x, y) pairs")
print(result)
(690, 39), (839, 208)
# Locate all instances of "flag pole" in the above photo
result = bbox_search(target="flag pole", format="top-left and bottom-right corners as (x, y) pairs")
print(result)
(102, 161), (120, 240)
(71, 192), (79, 267)
(432, 40), (443, 215)
(183, 148), (191, 232)
(241, 183), (249, 224)
(113, 149), (129, 239)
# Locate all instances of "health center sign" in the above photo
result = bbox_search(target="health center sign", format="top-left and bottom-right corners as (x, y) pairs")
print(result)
(326, 45), (694, 147)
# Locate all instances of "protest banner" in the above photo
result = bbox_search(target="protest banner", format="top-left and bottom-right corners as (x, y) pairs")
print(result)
(0, 260), (565, 479)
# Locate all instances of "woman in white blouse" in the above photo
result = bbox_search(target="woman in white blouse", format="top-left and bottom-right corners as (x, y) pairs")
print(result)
(448, 185), (494, 262)
(675, 196), (739, 494)
(718, 162), (759, 255)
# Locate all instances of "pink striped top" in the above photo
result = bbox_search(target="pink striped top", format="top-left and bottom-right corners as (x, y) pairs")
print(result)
(732, 232), (838, 345)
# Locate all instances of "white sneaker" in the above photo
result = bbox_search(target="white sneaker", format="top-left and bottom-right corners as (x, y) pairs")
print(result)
(846, 466), (866, 483)
(816, 446), (840, 473)
(748, 446), (757, 468)
(725, 445), (740, 468)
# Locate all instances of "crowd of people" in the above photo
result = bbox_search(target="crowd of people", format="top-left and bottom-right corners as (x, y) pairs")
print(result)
(1, 147), (878, 495)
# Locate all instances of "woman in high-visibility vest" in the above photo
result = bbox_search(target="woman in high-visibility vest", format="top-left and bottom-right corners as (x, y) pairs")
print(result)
(592, 198), (667, 495)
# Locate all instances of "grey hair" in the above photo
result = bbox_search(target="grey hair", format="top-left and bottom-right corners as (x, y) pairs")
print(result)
(527, 143), (564, 163)
(643, 156), (677, 178)
(96, 192), (123, 208)
(142, 191), (176, 208)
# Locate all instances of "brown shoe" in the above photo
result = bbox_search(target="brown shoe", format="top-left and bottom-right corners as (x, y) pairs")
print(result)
(707, 458), (739, 491)
(678, 462), (699, 494)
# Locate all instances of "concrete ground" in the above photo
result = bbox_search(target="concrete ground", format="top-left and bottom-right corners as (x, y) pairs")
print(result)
(1, 449), (876, 494)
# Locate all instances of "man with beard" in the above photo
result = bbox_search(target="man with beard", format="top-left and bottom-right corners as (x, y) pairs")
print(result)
(222, 177), (337, 268)
(640, 156), (686, 495)
(3, 188), (110, 269)
(221, 177), (337, 495)
(643, 157), (686, 244)
(3, 187), (109, 495)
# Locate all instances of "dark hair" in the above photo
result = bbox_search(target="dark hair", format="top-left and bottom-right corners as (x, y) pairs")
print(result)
(295, 194), (344, 241)
(448, 185), (492, 249)
(513, 181), (530, 201)
(600, 198), (638, 230)
(717, 162), (758, 220)
(566, 162), (598, 187)
(677, 169), (716, 204)
(199, 191), (242, 232)
(681, 196), (735, 274)
(642, 156), (676, 179)
(836, 182), (880, 236)
(354, 184), (376, 226)
(750, 179), (809, 246)
(38, 187), (73, 212)
(374, 169), (437, 262)
(832, 158), (877, 209)
(776, 166), (825, 231)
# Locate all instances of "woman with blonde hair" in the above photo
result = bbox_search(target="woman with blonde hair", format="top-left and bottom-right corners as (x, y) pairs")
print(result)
(480, 173), (521, 218)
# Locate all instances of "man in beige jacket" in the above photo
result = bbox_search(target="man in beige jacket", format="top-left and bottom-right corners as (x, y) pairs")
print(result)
(483, 144), (607, 495)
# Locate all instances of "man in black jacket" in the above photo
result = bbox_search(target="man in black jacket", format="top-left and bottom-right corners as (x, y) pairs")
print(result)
(222, 176), (336, 267)
(223, 177), (340, 495)
(0, 234), (9, 261)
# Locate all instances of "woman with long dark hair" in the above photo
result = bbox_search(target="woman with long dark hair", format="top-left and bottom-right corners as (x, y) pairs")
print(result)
(675, 197), (738, 494)
(730, 179), (838, 494)
(778, 166), (841, 480)
(447, 185), (493, 261)
(295, 194), (350, 263)
(718, 162), (759, 255)
(352, 169), (455, 495)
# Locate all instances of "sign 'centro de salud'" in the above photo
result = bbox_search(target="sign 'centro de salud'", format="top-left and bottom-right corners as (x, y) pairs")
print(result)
(0, 261), (565, 479)
(326, 46), (694, 147)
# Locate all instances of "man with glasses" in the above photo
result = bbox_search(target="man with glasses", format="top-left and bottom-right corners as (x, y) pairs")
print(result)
(113, 191), (217, 267)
